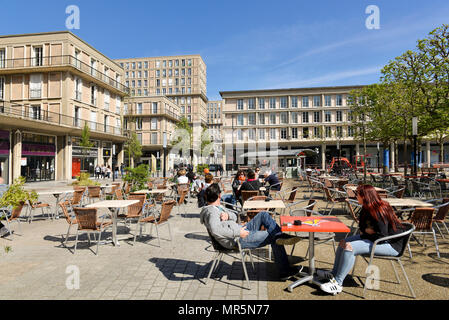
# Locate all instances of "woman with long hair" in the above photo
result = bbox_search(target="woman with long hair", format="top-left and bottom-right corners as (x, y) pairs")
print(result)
(232, 169), (247, 204)
(318, 184), (405, 295)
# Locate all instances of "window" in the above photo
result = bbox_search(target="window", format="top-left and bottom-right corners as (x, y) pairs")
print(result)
(248, 113), (256, 125)
(137, 103), (143, 114)
(302, 96), (309, 107)
(259, 129), (265, 140)
(291, 96), (298, 108)
(303, 128), (309, 139)
(144, 61), (148, 69)
(137, 133), (142, 144)
(248, 98), (255, 109)
(29, 73), (42, 98)
(104, 115), (109, 132)
(270, 128), (276, 140)
(237, 129), (243, 141)
(313, 95), (321, 107)
(33, 46), (43, 66)
(75, 77), (82, 101)
(91, 85), (97, 105)
(336, 126), (343, 138)
(90, 111), (97, 130)
(280, 128), (288, 139)
(248, 128), (256, 140)
(348, 111), (353, 121)
(116, 96), (121, 114)
(237, 114), (244, 126)
(325, 111), (332, 122)
(313, 111), (320, 123)
(325, 127), (332, 138)
(269, 98), (276, 109)
(269, 113), (276, 124)
(152, 102), (158, 114)
(30, 105), (41, 120)
(291, 128), (298, 139)
(156, 60), (160, 68)
(336, 111), (343, 122)
(124, 103), (128, 114)
(151, 118), (157, 130)
(325, 95), (332, 107)
(74, 106), (80, 127)
(237, 99), (243, 110)
(258, 98), (265, 109)
(280, 97), (288, 108)
(136, 118), (142, 130)
(259, 113), (265, 125)
(313, 127), (321, 138)
(291, 112), (298, 124)
(151, 132), (158, 144)
(0, 49), (5, 68)
(280, 112), (288, 124)
(138, 62), (142, 69)
(348, 126), (354, 137)
(302, 112), (309, 123)
(156, 70), (160, 77)
(132, 62), (136, 69)
(104, 90), (110, 110)
(90, 59), (97, 77)
(0, 77), (4, 99)
(336, 94), (343, 106)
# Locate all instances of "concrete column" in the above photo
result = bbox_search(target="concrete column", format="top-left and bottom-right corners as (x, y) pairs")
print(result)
(321, 143), (326, 170)
(390, 142), (395, 172)
(356, 143), (360, 156)
(118, 144), (124, 167)
(426, 141), (431, 168)
(12, 130), (22, 181)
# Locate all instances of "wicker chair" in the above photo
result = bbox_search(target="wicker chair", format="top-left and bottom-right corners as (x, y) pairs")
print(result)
(72, 207), (112, 255)
(87, 186), (102, 203)
(114, 188), (125, 200)
(241, 190), (259, 204)
(118, 194), (146, 227)
(345, 199), (361, 238)
(175, 187), (188, 217)
(323, 187), (347, 216)
(27, 199), (53, 223)
(0, 203), (25, 239)
(133, 200), (176, 247)
(59, 201), (77, 247)
(432, 200), (449, 239)
(69, 189), (85, 208)
(105, 183), (121, 198)
(405, 207), (440, 259)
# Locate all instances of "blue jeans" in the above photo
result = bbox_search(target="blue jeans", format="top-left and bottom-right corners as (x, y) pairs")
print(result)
(221, 194), (236, 205)
(331, 234), (399, 286)
(239, 211), (290, 275)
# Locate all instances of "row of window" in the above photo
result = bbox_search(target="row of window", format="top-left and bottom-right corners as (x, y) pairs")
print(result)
(232, 126), (354, 141)
(233, 111), (350, 125)
(126, 68), (193, 79)
(126, 78), (192, 88)
(129, 86), (193, 97)
(74, 76), (121, 114)
(120, 59), (193, 70)
(236, 95), (345, 110)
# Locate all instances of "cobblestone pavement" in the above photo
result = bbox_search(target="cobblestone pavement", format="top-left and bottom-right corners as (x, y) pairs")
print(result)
(0, 179), (269, 300)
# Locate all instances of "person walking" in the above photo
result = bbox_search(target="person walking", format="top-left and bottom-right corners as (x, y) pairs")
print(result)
(95, 165), (101, 180)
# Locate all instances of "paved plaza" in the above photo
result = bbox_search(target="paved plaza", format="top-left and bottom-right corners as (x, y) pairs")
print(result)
(0, 179), (448, 300)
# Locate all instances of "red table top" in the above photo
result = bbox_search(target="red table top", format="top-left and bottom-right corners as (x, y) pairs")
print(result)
(437, 179), (449, 183)
(281, 216), (350, 233)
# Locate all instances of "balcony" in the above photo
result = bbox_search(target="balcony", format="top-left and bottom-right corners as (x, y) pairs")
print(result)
(0, 55), (129, 95)
(0, 101), (124, 137)
(124, 106), (180, 121)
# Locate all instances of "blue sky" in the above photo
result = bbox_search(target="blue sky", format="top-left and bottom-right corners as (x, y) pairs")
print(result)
(1, 0), (449, 100)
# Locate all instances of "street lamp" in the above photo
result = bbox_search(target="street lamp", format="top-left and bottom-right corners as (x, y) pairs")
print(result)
(163, 132), (167, 178)
(412, 117), (418, 176)
(377, 142), (380, 173)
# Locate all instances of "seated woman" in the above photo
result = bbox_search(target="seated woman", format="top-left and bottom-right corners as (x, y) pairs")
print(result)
(240, 170), (262, 192)
(318, 184), (405, 295)
(177, 169), (189, 184)
(232, 170), (247, 205)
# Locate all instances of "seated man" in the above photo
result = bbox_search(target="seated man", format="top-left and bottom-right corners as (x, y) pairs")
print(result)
(0, 177), (11, 237)
(200, 183), (302, 281)
(263, 170), (281, 196)
(240, 170), (262, 192)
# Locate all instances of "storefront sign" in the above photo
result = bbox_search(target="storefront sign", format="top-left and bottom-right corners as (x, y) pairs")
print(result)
(103, 149), (111, 157)
(21, 158), (27, 166)
(22, 143), (56, 156)
(72, 146), (98, 157)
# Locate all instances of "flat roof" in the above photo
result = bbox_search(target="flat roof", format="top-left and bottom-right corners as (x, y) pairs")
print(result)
(220, 85), (365, 97)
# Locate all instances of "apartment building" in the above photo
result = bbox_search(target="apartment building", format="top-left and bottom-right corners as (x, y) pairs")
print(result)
(207, 100), (223, 164)
(0, 31), (128, 183)
(220, 86), (372, 171)
(123, 95), (180, 172)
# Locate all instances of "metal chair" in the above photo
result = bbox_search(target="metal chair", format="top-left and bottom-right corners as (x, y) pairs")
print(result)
(204, 228), (255, 290)
(432, 200), (449, 239)
(59, 201), (78, 248)
(0, 203), (25, 239)
(72, 207), (112, 255)
(27, 199), (53, 223)
(118, 194), (146, 229)
(133, 200), (176, 247)
(406, 207), (440, 259)
(323, 187), (347, 216)
(344, 199), (362, 238)
(351, 223), (416, 299)
(87, 186), (102, 203)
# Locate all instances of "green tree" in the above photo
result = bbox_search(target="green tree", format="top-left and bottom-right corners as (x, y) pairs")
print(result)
(125, 131), (142, 167)
(171, 117), (193, 162)
(80, 123), (94, 149)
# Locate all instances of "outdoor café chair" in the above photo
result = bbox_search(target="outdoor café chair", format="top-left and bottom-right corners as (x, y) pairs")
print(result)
(431, 199), (449, 239)
(105, 182), (121, 199)
(114, 188), (125, 200)
(59, 201), (78, 248)
(133, 200), (176, 247)
(118, 194), (146, 228)
(204, 228), (255, 290)
(176, 186), (188, 217)
(87, 186), (102, 204)
(345, 199), (362, 238)
(404, 207), (440, 259)
(72, 207), (112, 255)
(323, 187), (347, 216)
(27, 199), (53, 223)
(351, 223), (416, 299)
(0, 203), (25, 239)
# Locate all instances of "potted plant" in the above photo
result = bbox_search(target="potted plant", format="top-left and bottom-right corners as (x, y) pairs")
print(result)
(0, 177), (38, 210)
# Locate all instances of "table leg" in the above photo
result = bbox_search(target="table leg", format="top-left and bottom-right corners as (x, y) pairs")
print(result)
(109, 207), (120, 246)
(53, 194), (60, 220)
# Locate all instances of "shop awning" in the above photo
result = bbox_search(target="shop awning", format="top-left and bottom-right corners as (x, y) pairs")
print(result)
(239, 148), (318, 158)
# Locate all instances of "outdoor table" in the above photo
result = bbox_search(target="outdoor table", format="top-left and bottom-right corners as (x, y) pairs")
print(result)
(242, 199), (286, 210)
(384, 198), (433, 208)
(281, 216), (350, 293)
(85, 200), (139, 246)
(36, 189), (73, 219)
(345, 185), (387, 194)
(436, 179), (449, 183)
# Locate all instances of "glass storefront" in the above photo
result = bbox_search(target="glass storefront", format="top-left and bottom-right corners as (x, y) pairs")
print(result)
(21, 133), (56, 182)
(0, 130), (10, 184)
(72, 146), (98, 178)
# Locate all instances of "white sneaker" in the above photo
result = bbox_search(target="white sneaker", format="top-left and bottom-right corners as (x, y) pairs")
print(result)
(320, 279), (343, 295)
(316, 269), (335, 281)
